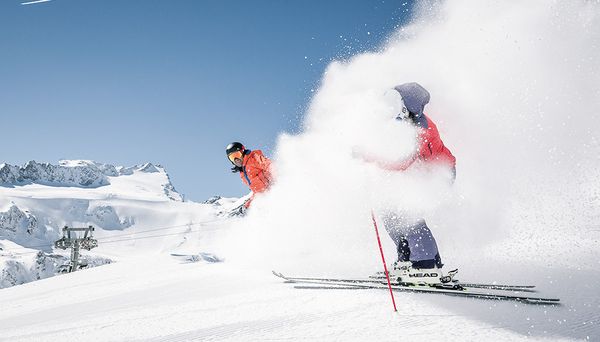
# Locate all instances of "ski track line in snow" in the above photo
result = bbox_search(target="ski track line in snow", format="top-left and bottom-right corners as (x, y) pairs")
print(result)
(145, 290), (504, 341)
(137, 311), (469, 342)
(139, 314), (324, 342)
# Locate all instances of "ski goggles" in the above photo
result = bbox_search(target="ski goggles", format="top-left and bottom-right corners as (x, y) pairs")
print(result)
(227, 151), (244, 163)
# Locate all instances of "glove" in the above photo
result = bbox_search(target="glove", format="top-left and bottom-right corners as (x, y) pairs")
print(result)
(231, 166), (243, 173)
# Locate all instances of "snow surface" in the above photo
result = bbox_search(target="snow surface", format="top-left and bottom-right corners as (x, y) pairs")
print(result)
(2, 0), (600, 340)
(0, 254), (597, 341)
(0, 159), (597, 341)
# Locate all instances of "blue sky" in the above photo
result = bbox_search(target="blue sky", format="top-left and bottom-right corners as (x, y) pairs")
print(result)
(0, 0), (413, 201)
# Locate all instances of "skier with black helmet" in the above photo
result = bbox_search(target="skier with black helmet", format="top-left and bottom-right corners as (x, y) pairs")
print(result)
(226, 142), (274, 213)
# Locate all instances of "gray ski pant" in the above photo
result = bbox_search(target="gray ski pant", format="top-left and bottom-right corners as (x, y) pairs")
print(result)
(381, 212), (442, 268)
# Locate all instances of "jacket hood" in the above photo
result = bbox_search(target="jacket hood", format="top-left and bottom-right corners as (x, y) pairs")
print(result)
(394, 82), (430, 117)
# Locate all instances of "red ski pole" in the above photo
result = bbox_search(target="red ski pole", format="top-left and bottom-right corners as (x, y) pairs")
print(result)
(371, 209), (398, 312)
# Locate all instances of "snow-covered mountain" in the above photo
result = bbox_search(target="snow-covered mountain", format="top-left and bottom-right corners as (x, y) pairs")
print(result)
(1, 160), (113, 187)
(0, 160), (178, 192)
(0, 160), (241, 289)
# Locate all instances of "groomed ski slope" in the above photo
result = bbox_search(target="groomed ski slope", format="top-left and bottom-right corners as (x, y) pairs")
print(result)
(0, 161), (597, 341)
(0, 252), (598, 341)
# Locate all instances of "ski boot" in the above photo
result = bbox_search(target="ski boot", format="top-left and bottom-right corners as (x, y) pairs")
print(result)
(389, 261), (460, 288)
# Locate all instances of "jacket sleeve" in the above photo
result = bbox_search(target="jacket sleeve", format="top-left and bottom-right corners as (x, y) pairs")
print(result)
(353, 148), (418, 171)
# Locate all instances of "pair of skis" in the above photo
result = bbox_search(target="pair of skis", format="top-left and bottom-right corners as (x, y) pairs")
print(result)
(272, 271), (560, 305)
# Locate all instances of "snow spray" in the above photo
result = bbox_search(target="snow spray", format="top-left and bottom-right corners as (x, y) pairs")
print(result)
(221, 0), (600, 275)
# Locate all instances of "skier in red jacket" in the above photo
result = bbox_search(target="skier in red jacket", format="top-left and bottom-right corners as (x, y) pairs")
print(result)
(226, 142), (273, 212)
(360, 82), (457, 284)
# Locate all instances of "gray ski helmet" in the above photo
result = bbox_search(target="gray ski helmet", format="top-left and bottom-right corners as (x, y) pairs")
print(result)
(226, 142), (245, 156)
(394, 82), (430, 117)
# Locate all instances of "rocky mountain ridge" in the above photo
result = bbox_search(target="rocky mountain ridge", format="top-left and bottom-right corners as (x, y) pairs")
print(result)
(0, 160), (168, 188)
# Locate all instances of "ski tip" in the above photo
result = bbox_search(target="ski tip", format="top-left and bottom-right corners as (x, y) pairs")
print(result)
(272, 270), (298, 283)
(272, 270), (286, 279)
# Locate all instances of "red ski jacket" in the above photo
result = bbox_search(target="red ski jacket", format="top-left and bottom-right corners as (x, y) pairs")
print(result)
(401, 114), (456, 171)
(364, 114), (455, 172)
(239, 150), (273, 207)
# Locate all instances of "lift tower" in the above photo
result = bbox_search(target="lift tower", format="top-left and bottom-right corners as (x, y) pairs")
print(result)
(54, 226), (98, 272)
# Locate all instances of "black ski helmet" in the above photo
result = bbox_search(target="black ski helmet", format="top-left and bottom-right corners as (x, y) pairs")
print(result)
(226, 142), (245, 156)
